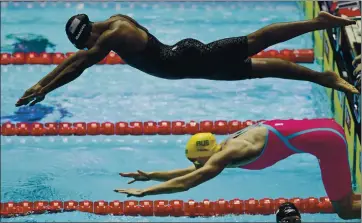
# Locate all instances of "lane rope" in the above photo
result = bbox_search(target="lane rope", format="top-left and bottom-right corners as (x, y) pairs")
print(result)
(1, 119), (261, 136)
(1, 119), (333, 136)
(1, 197), (334, 218)
(0, 49), (314, 65)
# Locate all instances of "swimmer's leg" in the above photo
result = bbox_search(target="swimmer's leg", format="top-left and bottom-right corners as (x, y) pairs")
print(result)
(246, 12), (355, 56)
(250, 58), (359, 94)
(288, 122), (360, 219)
(319, 154), (361, 219)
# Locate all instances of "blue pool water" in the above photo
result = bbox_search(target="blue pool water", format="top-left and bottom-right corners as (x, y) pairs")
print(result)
(0, 1), (354, 222)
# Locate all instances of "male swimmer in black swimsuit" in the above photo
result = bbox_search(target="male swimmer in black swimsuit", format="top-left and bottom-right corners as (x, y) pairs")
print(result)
(16, 12), (359, 106)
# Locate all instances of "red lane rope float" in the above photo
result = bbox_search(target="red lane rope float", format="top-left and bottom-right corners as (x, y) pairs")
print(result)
(0, 197), (334, 218)
(0, 120), (262, 136)
(0, 49), (314, 65)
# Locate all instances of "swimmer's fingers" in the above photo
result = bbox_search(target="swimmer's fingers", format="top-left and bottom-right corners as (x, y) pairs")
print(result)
(21, 93), (36, 100)
(114, 189), (131, 196)
(114, 189), (126, 193)
(119, 172), (137, 178)
(16, 89), (45, 107)
(29, 95), (45, 106)
(114, 189), (145, 197)
(137, 170), (149, 178)
(120, 171), (150, 183)
(15, 94), (36, 107)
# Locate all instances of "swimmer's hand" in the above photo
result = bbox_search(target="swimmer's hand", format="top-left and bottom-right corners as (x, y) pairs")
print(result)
(119, 170), (150, 184)
(16, 84), (46, 107)
(113, 188), (145, 197)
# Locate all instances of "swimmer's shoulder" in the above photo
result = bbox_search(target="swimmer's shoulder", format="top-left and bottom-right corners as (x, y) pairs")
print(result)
(223, 124), (268, 148)
(109, 14), (129, 21)
(228, 123), (266, 140)
(107, 14), (148, 38)
(109, 14), (148, 31)
(104, 17), (148, 51)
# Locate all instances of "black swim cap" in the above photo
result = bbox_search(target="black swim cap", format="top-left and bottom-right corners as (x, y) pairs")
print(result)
(276, 202), (301, 223)
(65, 14), (92, 49)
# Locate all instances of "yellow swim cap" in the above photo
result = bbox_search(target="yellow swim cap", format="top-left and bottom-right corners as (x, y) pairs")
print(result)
(185, 133), (221, 160)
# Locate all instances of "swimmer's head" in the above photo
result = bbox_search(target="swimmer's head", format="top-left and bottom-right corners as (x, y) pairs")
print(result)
(276, 202), (301, 223)
(66, 14), (93, 49)
(185, 133), (222, 167)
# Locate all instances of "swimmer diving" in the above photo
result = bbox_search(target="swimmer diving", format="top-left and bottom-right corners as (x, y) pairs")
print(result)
(16, 11), (359, 107)
(116, 119), (361, 220)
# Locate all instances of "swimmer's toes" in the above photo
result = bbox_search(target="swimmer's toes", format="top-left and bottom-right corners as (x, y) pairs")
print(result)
(351, 87), (359, 94)
(317, 11), (356, 26)
(340, 83), (359, 94)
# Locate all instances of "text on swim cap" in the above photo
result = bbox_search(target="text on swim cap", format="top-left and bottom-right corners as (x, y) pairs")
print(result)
(196, 140), (210, 151)
(75, 24), (87, 40)
(284, 208), (296, 214)
(196, 140), (209, 147)
(69, 18), (81, 34)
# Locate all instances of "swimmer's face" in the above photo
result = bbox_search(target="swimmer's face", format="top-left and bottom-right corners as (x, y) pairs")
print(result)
(194, 157), (210, 167)
(280, 216), (301, 223)
(84, 32), (99, 50)
(189, 155), (216, 168)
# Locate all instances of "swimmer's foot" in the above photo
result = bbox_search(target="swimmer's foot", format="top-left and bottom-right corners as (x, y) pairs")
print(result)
(318, 71), (359, 94)
(316, 11), (356, 27)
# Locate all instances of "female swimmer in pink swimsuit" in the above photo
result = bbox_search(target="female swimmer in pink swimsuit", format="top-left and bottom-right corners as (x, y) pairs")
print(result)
(116, 118), (361, 220)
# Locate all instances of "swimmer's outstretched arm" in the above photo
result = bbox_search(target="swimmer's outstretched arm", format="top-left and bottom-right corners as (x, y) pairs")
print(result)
(148, 165), (197, 181)
(143, 157), (227, 196)
(115, 146), (246, 197)
(41, 49), (108, 90)
(120, 166), (197, 183)
(39, 31), (116, 95)
(40, 47), (109, 94)
(16, 31), (114, 107)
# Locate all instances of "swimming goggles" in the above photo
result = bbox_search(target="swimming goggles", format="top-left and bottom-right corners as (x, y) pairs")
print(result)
(280, 217), (302, 223)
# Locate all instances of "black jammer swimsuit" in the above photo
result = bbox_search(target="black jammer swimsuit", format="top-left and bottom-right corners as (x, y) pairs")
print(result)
(117, 18), (252, 80)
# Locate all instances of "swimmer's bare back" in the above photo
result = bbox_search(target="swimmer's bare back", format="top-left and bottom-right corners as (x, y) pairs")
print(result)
(220, 124), (268, 167)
